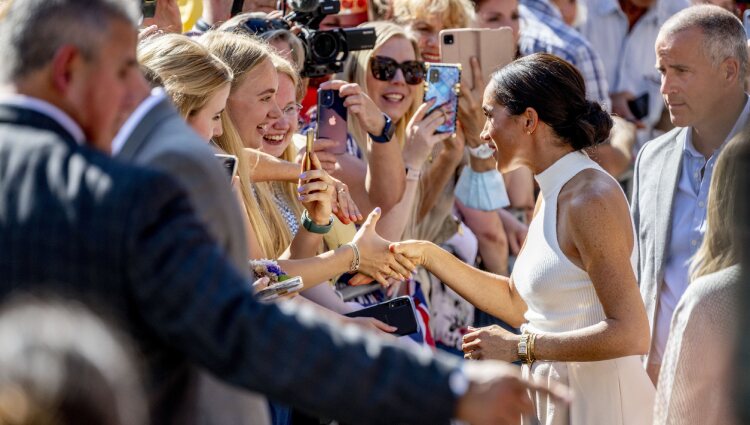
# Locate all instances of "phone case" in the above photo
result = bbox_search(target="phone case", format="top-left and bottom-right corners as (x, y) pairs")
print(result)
(256, 276), (304, 301)
(439, 28), (515, 87)
(317, 89), (348, 154)
(423, 63), (462, 135)
(344, 296), (419, 336)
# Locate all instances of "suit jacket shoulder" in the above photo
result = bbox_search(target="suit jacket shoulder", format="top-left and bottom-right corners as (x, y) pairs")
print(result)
(117, 98), (248, 273)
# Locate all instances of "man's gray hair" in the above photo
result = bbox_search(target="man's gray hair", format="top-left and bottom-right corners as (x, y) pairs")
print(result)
(659, 4), (748, 82)
(0, 0), (140, 83)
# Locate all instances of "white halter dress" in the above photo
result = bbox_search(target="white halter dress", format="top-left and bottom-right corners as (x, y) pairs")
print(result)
(512, 151), (654, 425)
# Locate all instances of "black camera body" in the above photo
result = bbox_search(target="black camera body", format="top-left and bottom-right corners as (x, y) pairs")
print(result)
(242, 0), (376, 77)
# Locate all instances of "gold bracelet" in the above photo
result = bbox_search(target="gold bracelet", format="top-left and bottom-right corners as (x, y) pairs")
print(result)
(528, 332), (537, 364)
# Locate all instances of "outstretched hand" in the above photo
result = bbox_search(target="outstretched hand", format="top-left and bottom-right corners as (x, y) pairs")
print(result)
(351, 209), (417, 286)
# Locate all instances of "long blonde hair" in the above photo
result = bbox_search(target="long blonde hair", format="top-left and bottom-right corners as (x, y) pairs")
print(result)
(339, 21), (423, 159)
(254, 56), (306, 256)
(138, 34), (233, 119)
(200, 31), (289, 258)
(690, 130), (747, 280)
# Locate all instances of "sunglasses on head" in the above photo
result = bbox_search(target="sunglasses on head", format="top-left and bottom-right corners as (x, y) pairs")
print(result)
(369, 56), (426, 85)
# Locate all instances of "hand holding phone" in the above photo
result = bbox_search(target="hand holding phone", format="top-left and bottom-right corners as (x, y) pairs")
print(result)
(344, 296), (419, 336)
(254, 276), (304, 302)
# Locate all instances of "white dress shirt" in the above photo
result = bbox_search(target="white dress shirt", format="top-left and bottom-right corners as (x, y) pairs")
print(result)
(0, 94), (85, 144)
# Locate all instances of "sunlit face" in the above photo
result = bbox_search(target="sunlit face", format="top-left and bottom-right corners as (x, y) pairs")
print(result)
(365, 37), (419, 123)
(260, 74), (298, 158)
(227, 58), (281, 149)
(480, 81), (525, 172)
(68, 19), (139, 152)
(187, 83), (230, 142)
(475, 0), (520, 44)
(408, 15), (444, 62)
(241, 0), (277, 13)
(655, 27), (731, 129)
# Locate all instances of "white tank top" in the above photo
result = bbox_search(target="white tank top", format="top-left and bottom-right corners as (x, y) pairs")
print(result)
(512, 151), (637, 334)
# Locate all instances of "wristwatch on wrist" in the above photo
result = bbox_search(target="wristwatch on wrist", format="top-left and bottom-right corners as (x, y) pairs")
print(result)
(517, 333), (532, 365)
(301, 209), (333, 234)
(369, 113), (395, 143)
(467, 143), (495, 159)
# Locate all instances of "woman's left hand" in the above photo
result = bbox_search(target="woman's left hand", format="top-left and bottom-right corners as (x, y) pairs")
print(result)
(330, 177), (363, 225)
(320, 80), (386, 136)
(298, 152), (335, 226)
(462, 325), (520, 362)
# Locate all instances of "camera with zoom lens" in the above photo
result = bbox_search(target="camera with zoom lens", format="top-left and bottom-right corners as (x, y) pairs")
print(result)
(241, 0), (376, 78)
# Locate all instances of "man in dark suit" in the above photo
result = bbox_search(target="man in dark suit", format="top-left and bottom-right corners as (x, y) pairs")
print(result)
(0, 1), (565, 425)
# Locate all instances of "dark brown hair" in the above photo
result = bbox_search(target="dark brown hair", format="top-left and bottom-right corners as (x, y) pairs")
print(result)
(490, 53), (612, 150)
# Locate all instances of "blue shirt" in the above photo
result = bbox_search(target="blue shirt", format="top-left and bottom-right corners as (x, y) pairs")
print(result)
(653, 95), (750, 362)
(519, 0), (610, 110)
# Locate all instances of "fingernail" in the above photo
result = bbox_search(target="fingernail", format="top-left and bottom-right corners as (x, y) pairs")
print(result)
(297, 187), (304, 192)
(375, 207), (381, 214)
(298, 196), (305, 201)
(299, 173), (307, 179)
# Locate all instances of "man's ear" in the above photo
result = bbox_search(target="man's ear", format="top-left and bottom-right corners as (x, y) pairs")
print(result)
(721, 56), (741, 86)
(50, 45), (84, 96)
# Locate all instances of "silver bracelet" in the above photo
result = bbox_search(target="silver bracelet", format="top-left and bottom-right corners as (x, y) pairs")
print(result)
(345, 242), (360, 272)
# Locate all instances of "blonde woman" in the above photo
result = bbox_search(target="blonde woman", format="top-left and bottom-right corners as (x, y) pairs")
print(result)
(138, 34), (233, 143)
(654, 134), (746, 425)
(200, 30), (414, 287)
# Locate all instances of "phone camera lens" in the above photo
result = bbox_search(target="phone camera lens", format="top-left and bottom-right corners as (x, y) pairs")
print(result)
(443, 34), (454, 45)
(429, 69), (439, 83)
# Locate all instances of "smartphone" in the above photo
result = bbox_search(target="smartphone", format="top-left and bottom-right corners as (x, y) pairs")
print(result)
(142, 0), (156, 18)
(440, 28), (515, 87)
(255, 276), (304, 301)
(627, 92), (649, 121)
(744, 9), (750, 38)
(317, 89), (348, 154)
(423, 63), (462, 135)
(344, 296), (419, 336)
(215, 154), (238, 181)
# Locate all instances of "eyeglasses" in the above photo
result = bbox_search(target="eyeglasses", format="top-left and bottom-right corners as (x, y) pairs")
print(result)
(369, 56), (426, 85)
(282, 103), (302, 119)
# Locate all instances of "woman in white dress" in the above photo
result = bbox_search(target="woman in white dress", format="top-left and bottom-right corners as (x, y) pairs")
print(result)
(390, 53), (654, 424)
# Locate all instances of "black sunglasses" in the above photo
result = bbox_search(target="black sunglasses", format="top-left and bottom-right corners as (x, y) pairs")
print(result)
(369, 56), (426, 85)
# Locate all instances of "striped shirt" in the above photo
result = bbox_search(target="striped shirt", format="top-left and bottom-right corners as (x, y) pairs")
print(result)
(519, 0), (611, 110)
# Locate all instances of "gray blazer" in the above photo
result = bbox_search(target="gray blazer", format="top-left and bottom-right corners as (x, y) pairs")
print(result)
(0, 104), (462, 425)
(631, 127), (685, 366)
(117, 98), (248, 273)
(116, 98), (269, 425)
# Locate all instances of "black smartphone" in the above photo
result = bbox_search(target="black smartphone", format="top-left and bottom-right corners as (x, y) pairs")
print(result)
(627, 92), (649, 120)
(215, 154), (238, 181)
(316, 89), (348, 154)
(345, 296), (419, 336)
(142, 0), (156, 18)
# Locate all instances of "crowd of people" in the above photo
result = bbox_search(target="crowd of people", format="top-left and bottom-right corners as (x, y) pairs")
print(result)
(0, 0), (748, 424)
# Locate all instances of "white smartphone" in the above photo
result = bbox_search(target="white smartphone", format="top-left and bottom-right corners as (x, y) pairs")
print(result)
(255, 276), (304, 301)
(215, 154), (238, 182)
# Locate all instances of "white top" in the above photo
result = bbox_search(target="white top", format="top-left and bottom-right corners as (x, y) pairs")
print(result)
(0, 94), (85, 144)
(513, 150), (636, 333)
